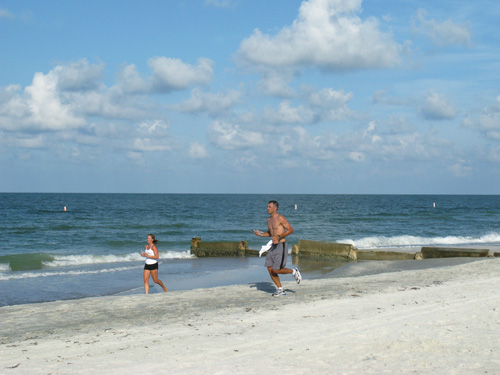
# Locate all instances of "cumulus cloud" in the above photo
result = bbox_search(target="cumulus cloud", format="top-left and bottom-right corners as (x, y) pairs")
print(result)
(132, 138), (171, 151)
(204, 0), (232, 8)
(138, 119), (170, 136)
(189, 142), (209, 159)
(115, 64), (150, 94)
(132, 120), (172, 151)
(262, 101), (316, 125)
(308, 88), (354, 121)
(448, 162), (472, 177)
(276, 116), (458, 168)
(24, 71), (87, 131)
(413, 8), (471, 47)
(55, 59), (105, 92)
(208, 121), (265, 150)
(237, 0), (401, 71)
(149, 57), (214, 92)
(0, 55), (216, 135)
(372, 89), (414, 106)
(0, 8), (14, 19)
(257, 69), (297, 97)
(420, 89), (456, 120)
(172, 88), (241, 115)
(462, 95), (500, 139)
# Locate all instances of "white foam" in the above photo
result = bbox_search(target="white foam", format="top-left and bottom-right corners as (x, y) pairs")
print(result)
(340, 232), (500, 249)
(0, 265), (140, 281)
(0, 263), (11, 272)
(42, 250), (193, 268)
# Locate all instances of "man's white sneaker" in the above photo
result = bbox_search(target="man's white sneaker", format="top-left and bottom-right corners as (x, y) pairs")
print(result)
(272, 288), (286, 297)
(293, 266), (302, 284)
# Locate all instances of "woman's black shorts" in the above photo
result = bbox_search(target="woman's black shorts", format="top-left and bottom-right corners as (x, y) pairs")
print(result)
(144, 263), (159, 271)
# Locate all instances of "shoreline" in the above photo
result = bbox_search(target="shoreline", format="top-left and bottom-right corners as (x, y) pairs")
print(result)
(2, 258), (499, 374)
(1, 253), (485, 307)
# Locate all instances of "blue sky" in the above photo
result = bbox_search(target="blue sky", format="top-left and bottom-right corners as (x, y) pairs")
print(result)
(1, 0), (499, 194)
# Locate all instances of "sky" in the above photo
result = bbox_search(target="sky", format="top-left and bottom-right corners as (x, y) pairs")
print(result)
(1, 0), (499, 194)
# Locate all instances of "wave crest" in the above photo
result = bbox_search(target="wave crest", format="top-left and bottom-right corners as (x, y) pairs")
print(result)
(340, 232), (500, 249)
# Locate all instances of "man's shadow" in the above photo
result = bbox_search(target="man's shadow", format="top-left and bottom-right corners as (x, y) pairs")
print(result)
(249, 282), (296, 294)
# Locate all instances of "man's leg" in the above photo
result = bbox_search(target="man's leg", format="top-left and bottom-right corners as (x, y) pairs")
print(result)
(268, 266), (282, 288)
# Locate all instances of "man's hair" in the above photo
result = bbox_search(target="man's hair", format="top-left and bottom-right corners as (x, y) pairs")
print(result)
(268, 200), (279, 209)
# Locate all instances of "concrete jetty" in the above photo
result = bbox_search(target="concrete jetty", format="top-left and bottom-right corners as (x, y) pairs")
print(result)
(190, 238), (493, 261)
(421, 247), (490, 259)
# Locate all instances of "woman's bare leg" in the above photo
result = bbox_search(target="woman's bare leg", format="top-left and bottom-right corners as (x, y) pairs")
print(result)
(151, 269), (168, 292)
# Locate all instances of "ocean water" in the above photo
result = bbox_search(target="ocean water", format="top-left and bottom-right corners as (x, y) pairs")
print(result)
(1, 193), (499, 306)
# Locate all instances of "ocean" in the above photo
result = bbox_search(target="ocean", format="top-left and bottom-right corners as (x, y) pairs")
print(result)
(1, 193), (499, 306)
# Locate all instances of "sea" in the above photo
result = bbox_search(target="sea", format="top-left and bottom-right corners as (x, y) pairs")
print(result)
(1, 193), (500, 307)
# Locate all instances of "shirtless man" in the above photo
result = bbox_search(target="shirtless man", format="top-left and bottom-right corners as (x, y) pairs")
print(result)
(254, 200), (302, 296)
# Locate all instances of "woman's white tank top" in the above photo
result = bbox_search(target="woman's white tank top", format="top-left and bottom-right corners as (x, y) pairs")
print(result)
(145, 245), (158, 265)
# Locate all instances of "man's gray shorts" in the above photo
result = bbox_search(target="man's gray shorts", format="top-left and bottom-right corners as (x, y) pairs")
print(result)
(265, 242), (288, 270)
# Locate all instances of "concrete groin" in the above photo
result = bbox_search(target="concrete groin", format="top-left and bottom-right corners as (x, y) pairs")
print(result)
(292, 239), (357, 260)
(190, 238), (493, 260)
(293, 240), (422, 261)
(190, 238), (258, 257)
(356, 250), (421, 261)
(421, 247), (490, 259)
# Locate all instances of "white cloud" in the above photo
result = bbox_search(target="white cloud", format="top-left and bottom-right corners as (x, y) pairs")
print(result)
(172, 88), (241, 115)
(208, 121), (265, 150)
(0, 61), (144, 132)
(448, 161), (472, 177)
(55, 59), (105, 92)
(420, 89), (456, 120)
(139, 120), (170, 135)
(0, 8), (14, 19)
(132, 120), (171, 151)
(262, 101), (315, 125)
(24, 71), (86, 131)
(115, 64), (150, 94)
(349, 151), (365, 162)
(308, 88), (354, 121)
(257, 69), (297, 97)
(237, 0), (401, 71)
(462, 95), (500, 139)
(413, 8), (471, 47)
(0, 133), (45, 149)
(132, 138), (171, 152)
(0, 85), (29, 123)
(204, 0), (232, 8)
(189, 142), (209, 159)
(372, 89), (414, 106)
(149, 57), (214, 92)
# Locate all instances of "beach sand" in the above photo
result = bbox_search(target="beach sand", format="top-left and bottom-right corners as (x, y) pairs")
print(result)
(2, 258), (499, 374)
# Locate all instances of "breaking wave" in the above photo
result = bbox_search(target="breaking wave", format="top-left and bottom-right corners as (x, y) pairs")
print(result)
(340, 232), (500, 249)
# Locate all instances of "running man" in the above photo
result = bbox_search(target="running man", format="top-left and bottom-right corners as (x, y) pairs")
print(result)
(254, 200), (302, 296)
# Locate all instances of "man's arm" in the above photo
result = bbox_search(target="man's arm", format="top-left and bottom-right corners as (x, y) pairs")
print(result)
(277, 215), (293, 240)
(253, 219), (272, 237)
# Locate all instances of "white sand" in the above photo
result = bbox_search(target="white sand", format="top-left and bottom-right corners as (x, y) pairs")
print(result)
(2, 258), (499, 374)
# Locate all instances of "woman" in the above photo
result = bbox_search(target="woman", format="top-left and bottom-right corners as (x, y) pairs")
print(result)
(141, 233), (168, 293)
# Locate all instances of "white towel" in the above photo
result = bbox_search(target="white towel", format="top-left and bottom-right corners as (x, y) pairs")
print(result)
(259, 240), (273, 257)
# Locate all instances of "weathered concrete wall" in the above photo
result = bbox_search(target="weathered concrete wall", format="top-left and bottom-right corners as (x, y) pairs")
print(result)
(190, 238), (493, 260)
(421, 247), (490, 259)
(357, 250), (421, 261)
(296, 240), (357, 261)
(190, 237), (249, 257)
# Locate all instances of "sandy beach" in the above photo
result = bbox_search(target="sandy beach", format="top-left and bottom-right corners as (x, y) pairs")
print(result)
(2, 258), (499, 374)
